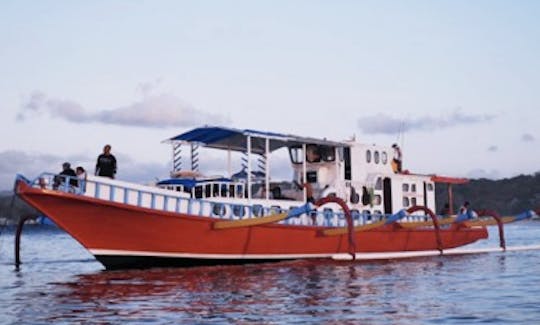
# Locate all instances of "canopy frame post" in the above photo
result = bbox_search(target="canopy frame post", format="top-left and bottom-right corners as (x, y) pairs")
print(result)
(265, 138), (270, 200)
(247, 135), (252, 202)
(302, 143), (307, 202)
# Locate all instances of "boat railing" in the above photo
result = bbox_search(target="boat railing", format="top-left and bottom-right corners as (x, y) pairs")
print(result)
(19, 173), (435, 228)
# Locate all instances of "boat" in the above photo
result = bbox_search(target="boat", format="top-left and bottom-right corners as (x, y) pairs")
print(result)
(14, 126), (538, 270)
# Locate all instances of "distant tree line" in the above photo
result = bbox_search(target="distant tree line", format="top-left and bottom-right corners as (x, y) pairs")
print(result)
(435, 172), (540, 215)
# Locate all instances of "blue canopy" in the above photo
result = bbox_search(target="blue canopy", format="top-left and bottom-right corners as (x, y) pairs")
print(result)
(168, 126), (347, 154)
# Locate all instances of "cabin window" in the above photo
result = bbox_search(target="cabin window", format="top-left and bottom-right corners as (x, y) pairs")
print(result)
(411, 197), (417, 206)
(427, 183), (434, 191)
(289, 146), (304, 164)
(403, 197), (410, 207)
(374, 151), (380, 164)
(194, 186), (203, 198)
(375, 177), (383, 190)
(381, 151), (388, 164)
(373, 210), (383, 219)
(320, 146), (336, 162)
(307, 171), (318, 183)
(252, 204), (264, 217)
(402, 183), (409, 192)
(351, 209), (361, 220)
(233, 205), (245, 218)
(366, 150), (372, 163)
(337, 147), (344, 162)
(373, 195), (382, 206)
(411, 184), (417, 192)
(306, 144), (321, 163)
(350, 186), (360, 204)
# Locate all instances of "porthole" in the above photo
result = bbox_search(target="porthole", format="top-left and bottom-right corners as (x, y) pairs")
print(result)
(373, 194), (382, 205)
(402, 183), (409, 192)
(351, 209), (361, 220)
(233, 205), (245, 218)
(212, 203), (226, 217)
(362, 210), (372, 221)
(252, 204), (264, 217)
(411, 184), (417, 192)
(381, 151), (388, 164)
(366, 150), (372, 163)
(323, 208), (334, 224)
(411, 197), (417, 206)
(270, 205), (281, 215)
(374, 151), (380, 164)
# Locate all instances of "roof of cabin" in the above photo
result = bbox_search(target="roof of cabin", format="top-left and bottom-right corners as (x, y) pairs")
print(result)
(167, 126), (348, 154)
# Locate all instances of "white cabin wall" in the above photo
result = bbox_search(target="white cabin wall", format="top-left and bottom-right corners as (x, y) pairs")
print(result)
(348, 143), (394, 182)
(390, 175), (435, 214)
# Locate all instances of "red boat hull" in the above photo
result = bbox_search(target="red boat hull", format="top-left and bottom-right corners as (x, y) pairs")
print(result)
(16, 181), (488, 269)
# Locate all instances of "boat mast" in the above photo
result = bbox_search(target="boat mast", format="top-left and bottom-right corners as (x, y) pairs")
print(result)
(227, 147), (232, 178)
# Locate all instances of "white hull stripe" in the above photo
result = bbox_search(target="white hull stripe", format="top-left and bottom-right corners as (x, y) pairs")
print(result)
(332, 244), (540, 260)
(89, 249), (334, 260)
(91, 245), (540, 261)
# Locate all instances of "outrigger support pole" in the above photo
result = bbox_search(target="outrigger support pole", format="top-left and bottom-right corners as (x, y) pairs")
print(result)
(475, 210), (506, 250)
(315, 196), (356, 259)
(407, 205), (443, 253)
(14, 215), (36, 269)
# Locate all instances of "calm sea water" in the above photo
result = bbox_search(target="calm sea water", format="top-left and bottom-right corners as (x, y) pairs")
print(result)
(1, 222), (540, 324)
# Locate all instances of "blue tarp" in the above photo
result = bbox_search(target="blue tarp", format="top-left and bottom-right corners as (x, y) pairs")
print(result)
(168, 126), (347, 154)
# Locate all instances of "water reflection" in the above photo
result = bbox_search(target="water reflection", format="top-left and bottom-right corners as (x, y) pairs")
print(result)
(3, 223), (540, 324)
(39, 259), (462, 323)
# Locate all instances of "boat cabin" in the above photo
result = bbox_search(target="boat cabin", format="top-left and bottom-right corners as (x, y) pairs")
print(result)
(157, 126), (441, 217)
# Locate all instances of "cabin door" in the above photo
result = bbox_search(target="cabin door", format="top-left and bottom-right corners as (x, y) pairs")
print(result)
(343, 147), (351, 180)
(383, 177), (392, 215)
(423, 182), (428, 207)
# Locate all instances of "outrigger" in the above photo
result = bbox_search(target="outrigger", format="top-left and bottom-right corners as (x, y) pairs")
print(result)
(14, 126), (540, 269)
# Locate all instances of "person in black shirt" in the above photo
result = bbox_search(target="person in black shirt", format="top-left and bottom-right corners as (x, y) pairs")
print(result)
(95, 144), (117, 178)
(53, 162), (77, 189)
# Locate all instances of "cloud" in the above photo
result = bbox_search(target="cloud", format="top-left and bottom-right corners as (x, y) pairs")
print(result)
(0, 150), (90, 191)
(487, 145), (498, 152)
(521, 133), (535, 142)
(18, 91), (229, 128)
(357, 109), (496, 134)
(0, 150), (170, 190)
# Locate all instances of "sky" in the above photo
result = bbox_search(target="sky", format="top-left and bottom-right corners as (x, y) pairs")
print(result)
(1, 1), (539, 190)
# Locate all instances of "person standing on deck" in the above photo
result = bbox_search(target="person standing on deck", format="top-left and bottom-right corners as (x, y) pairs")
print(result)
(95, 144), (117, 178)
(392, 143), (402, 173)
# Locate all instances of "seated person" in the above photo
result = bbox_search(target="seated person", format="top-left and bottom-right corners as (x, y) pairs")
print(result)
(76, 166), (87, 191)
(306, 144), (321, 163)
(53, 162), (77, 190)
